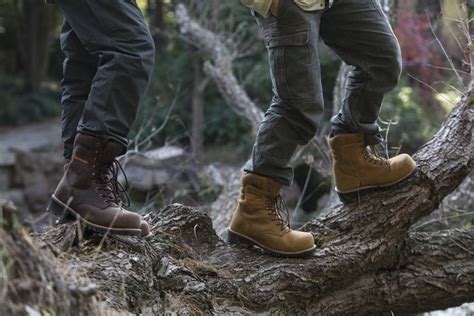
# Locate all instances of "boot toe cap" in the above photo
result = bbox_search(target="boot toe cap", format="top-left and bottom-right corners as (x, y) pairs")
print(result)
(140, 220), (153, 240)
(392, 154), (417, 176)
(292, 231), (316, 252)
(115, 210), (142, 229)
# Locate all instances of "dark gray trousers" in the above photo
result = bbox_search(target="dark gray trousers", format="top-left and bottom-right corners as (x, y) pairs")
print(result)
(56, 0), (155, 160)
(244, 0), (402, 185)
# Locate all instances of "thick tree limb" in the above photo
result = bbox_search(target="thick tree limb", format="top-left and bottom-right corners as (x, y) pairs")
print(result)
(18, 201), (473, 315)
(314, 230), (474, 314)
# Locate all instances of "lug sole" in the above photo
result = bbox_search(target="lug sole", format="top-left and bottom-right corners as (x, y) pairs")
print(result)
(142, 232), (154, 241)
(336, 167), (417, 203)
(227, 228), (316, 258)
(47, 195), (142, 237)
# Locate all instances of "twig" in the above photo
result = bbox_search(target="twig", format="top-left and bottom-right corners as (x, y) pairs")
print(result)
(426, 11), (466, 89)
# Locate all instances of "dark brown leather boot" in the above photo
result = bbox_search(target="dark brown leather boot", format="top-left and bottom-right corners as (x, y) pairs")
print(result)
(48, 133), (144, 236)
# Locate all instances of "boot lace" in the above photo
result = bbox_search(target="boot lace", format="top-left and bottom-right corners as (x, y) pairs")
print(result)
(265, 194), (291, 232)
(360, 143), (390, 167)
(94, 159), (130, 208)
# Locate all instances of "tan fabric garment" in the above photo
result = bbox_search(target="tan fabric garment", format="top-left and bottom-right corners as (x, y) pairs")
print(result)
(240, 0), (272, 16)
(240, 0), (325, 17)
(294, 0), (326, 11)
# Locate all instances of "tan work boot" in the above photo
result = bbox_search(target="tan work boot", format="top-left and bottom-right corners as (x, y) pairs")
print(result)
(47, 133), (147, 237)
(227, 173), (316, 257)
(328, 133), (416, 201)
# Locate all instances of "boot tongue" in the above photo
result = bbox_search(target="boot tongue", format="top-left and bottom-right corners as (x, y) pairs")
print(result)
(99, 141), (130, 208)
(265, 179), (282, 196)
(101, 140), (126, 162)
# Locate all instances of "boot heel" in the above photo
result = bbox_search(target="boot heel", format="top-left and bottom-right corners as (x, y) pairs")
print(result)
(47, 196), (74, 222)
(337, 191), (362, 204)
(227, 229), (253, 248)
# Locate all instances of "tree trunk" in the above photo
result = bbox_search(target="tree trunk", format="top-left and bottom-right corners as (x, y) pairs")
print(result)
(190, 47), (208, 161)
(175, 4), (265, 133)
(147, 0), (168, 50)
(16, 0), (58, 93)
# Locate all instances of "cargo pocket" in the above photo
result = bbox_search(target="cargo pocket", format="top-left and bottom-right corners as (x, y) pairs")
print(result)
(266, 30), (315, 101)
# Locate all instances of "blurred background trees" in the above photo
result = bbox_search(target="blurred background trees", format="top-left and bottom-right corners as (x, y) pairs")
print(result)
(0, 0), (472, 216)
(0, 0), (469, 157)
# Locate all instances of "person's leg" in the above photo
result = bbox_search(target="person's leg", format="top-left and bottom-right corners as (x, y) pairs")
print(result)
(48, 0), (155, 238)
(59, 20), (98, 161)
(243, 0), (325, 186)
(56, 0), (155, 147)
(229, 1), (321, 256)
(321, 0), (401, 145)
(320, 0), (416, 200)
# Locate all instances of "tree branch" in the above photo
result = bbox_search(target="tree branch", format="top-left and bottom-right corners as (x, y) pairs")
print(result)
(313, 229), (474, 314)
(175, 4), (264, 133)
(24, 198), (474, 314)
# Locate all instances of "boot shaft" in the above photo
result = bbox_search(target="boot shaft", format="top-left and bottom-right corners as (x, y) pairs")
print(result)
(62, 134), (124, 189)
(329, 133), (370, 165)
(73, 133), (125, 167)
(238, 173), (282, 211)
(55, 133), (127, 207)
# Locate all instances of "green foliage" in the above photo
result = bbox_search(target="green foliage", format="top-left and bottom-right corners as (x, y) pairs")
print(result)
(0, 75), (60, 126)
(130, 39), (195, 146)
(379, 76), (439, 154)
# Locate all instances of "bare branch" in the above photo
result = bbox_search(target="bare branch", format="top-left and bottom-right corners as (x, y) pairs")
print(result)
(175, 4), (264, 133)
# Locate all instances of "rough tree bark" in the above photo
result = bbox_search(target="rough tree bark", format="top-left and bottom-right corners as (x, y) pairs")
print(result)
(1, 85), (472, 315)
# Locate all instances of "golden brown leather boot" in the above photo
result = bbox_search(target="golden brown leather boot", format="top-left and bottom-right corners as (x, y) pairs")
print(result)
(328, 133), (416, 201)
(47, 133), (147, 237)
(227, 173), (316, 257)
